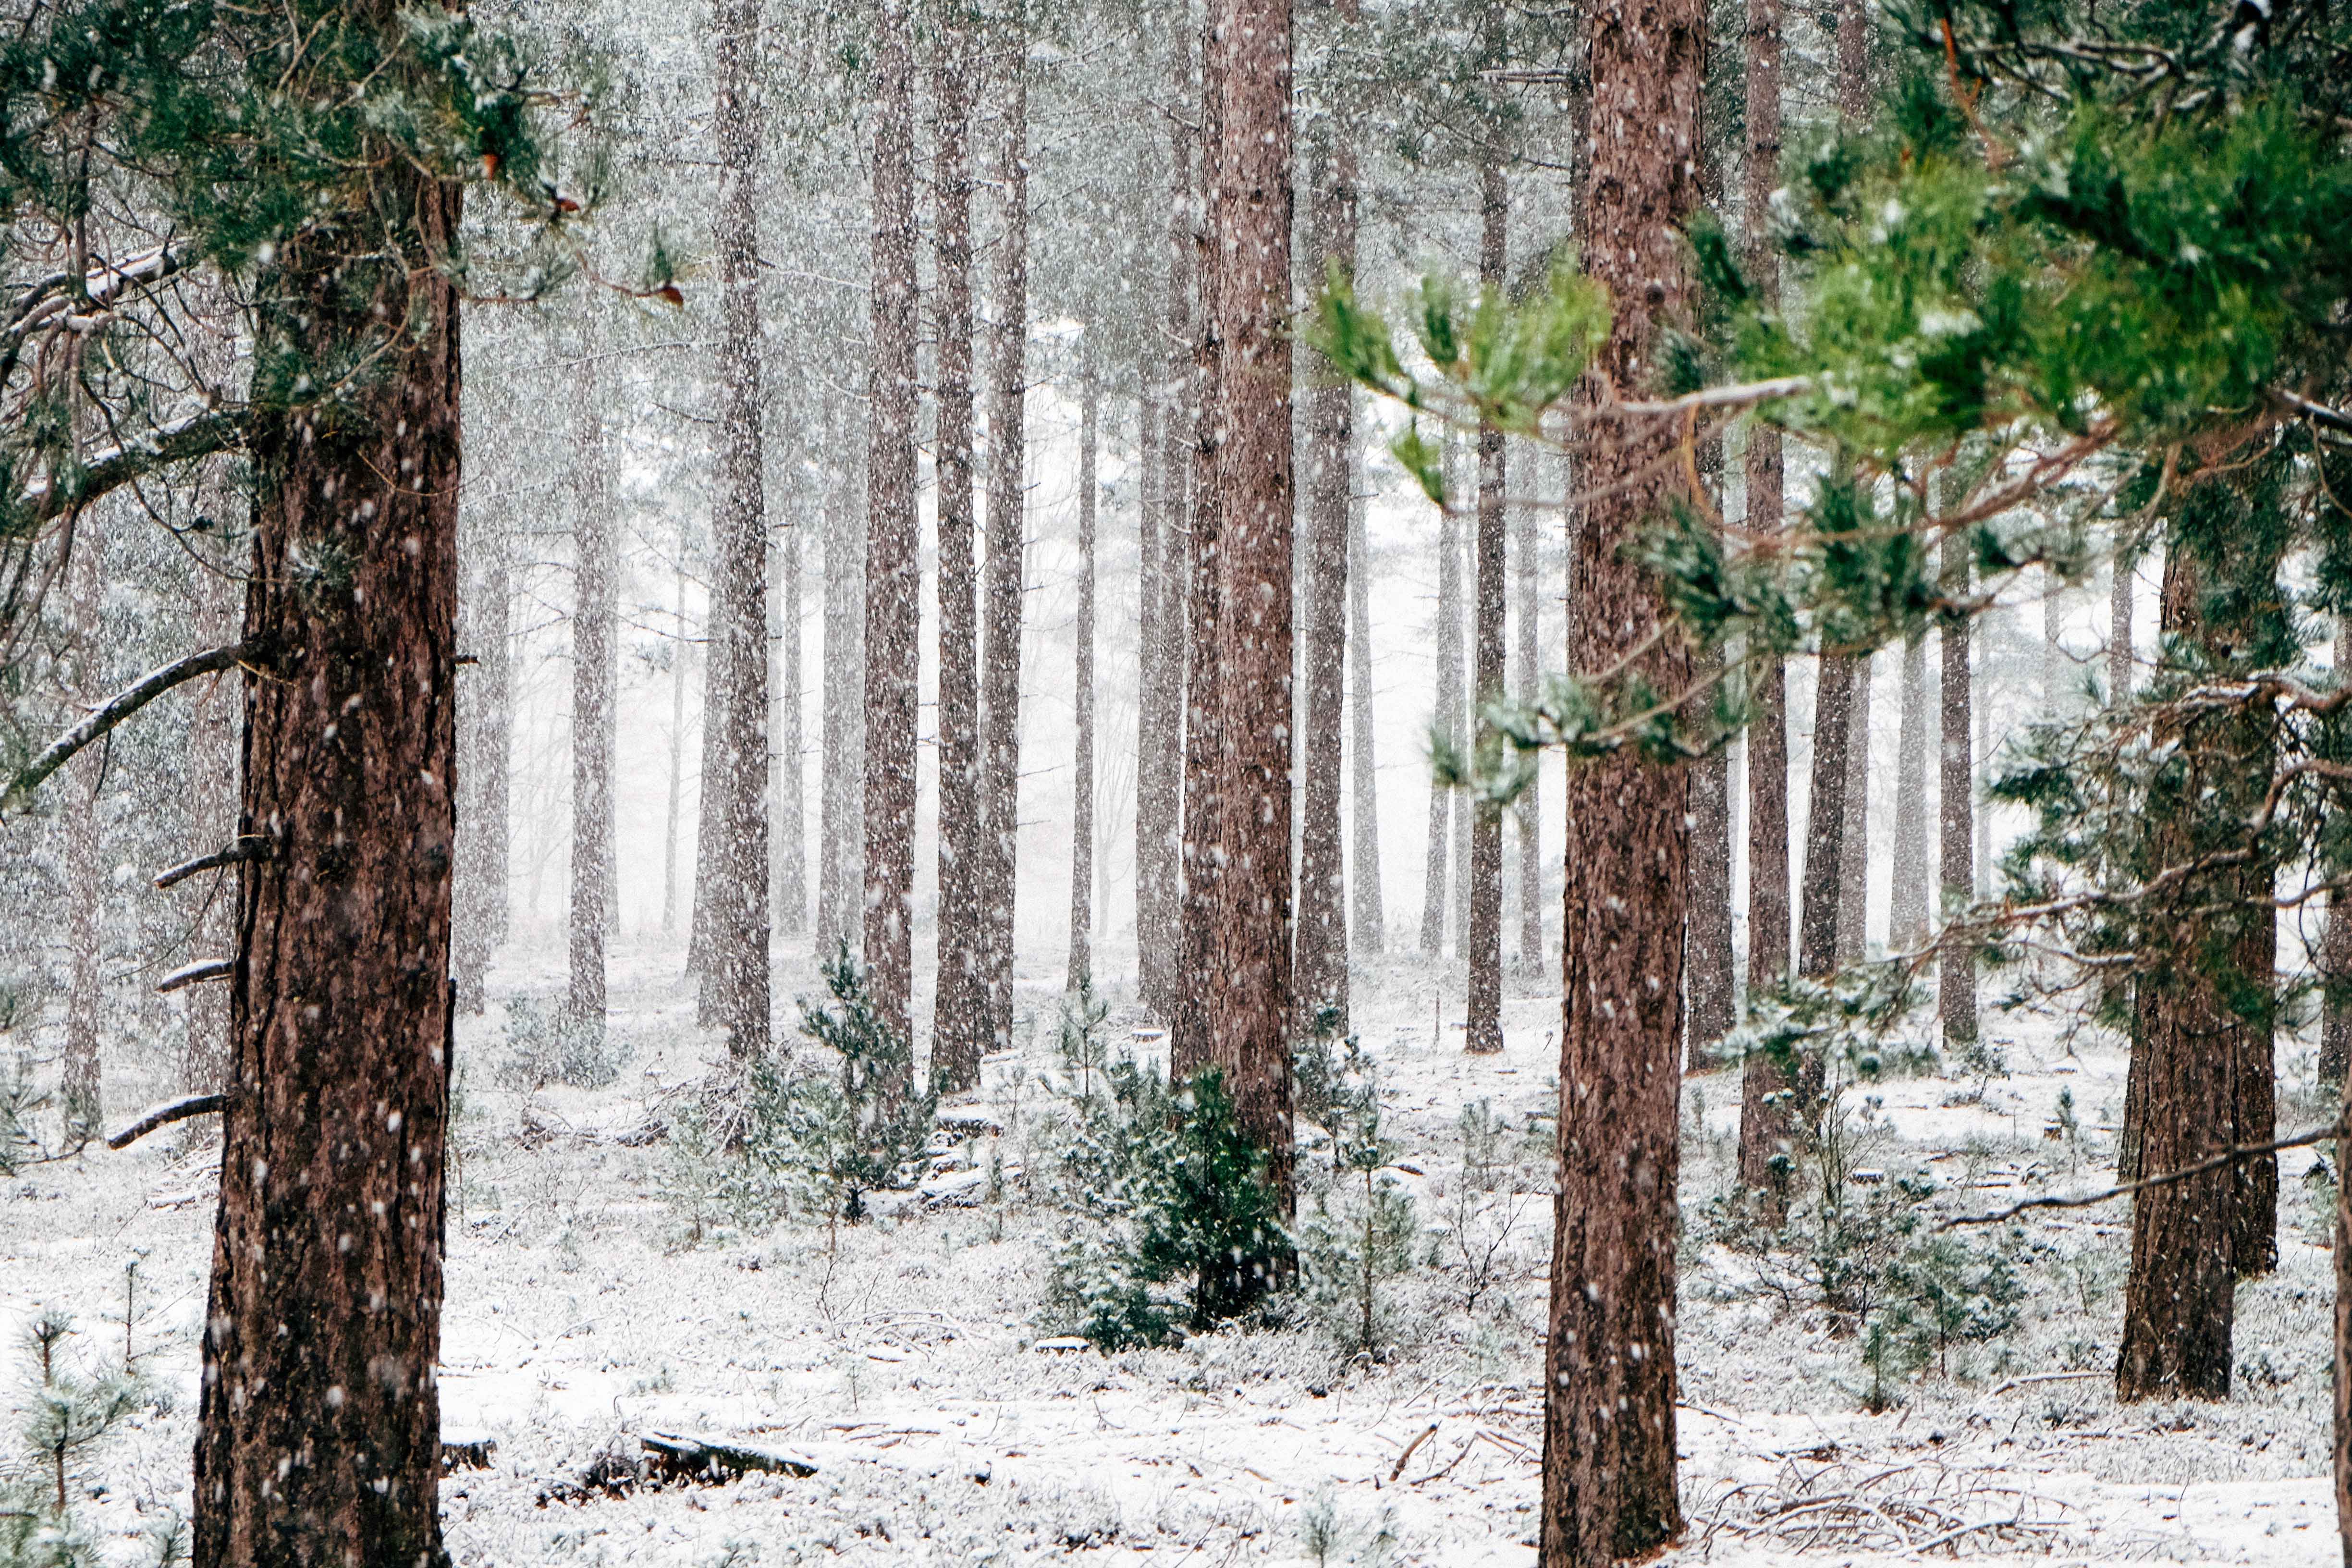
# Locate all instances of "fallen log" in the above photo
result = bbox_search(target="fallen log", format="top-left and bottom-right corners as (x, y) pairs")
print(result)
(641, 1430), (818, 1483)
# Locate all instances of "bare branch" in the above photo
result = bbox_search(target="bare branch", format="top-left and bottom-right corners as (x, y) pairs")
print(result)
(154, 835), (270, 890)
(14, 404), (253, 527)
(156, 958), (236, 994)
(1, 640), (251, 816)
(1942, 1122), (2339, 1229)
(105, 1092), (228, 1152)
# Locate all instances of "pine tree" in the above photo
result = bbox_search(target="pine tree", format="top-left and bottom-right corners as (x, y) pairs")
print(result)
(565, 319), (617, 1052)
(1463, 129), (1509, 1058)
(1067, 358), (1100, 994)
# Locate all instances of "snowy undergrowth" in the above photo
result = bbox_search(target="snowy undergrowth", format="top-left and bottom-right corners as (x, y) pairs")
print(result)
(1, 937), (2343, 1564)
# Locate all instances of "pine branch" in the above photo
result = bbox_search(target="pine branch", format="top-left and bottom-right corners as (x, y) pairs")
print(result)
(0, 641), (253, 816)
(1941, 1122), (2339, 1230)
(154, 836), (270, 890)
(13, 404), (253, 527)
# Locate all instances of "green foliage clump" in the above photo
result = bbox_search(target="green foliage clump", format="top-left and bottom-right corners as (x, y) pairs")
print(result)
(1296, 1036), (1418, 1356)
(1045, 1064), (1288, 1349)
(496, 997), (632, 1091)
(1, 1311), (171, 1568)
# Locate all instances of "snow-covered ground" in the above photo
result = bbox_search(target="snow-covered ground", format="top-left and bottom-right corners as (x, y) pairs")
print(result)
(5, 938), (2340, 1565)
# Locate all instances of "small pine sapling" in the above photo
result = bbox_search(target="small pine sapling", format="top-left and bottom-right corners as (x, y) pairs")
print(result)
(1055, 975), (1111, 1107)
(1303, 1038), (1418, 1354)
(6, 1310), (143, 1559)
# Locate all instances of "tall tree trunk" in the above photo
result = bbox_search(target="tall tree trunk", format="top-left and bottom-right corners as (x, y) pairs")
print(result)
(1133, 224), (1175, 1014)
(980, 49), (1031, 1060)
(1973, 632), (1992, 898)
(1799, 653), (1855, 981)
(1889, 629), (1929, 949)
(1348, 466), (1384, 956)
(1514, 426), (1544, 977)
(931, 36), (986, 1089)
(2323, 619), (2352, 1086)
(566, 333), (616, 1047)
(2109, 553), (2134, 702)
(61, 510), (106, 1134)
(775, 500), (807, 935)
(1836, 652), (1871, 963)
(1172, 13), (1222, 1085)
(1203, 0), (1296, 1212)
(1067, 360), (1099, 993)
(862, 0), (920, 1045)
(1540, 0), (1701, 1554)
(1735, 0), (1793, 1205)
(2043, 565), (2062, 716)
(1421, 492), (1462, 956)
(1464, 152), (1508, 1056)
(662, 565), (691, 936)
(1295, 125), (1355, 1032)
(455, 501), (511, 1016)
(192, 160), (460, 1568)
(819, 428), (866, 955)
(1939, 534), (1979, 1049)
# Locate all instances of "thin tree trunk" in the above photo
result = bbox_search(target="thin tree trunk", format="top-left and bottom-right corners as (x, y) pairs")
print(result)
(456, 501), (511, 1015)
(1939, 534), (1979, 1049)
(819, 426), (866, 955)
(931, 35), (986, 1089)
(1889, 630), (1929, 949)
(1836, 652), (1871, 963)
(1348, 464), (1384, 956)
(1295, 126), (1355, 1032)
(2043, 565), (2062, 717)
(1540, 0), (1701, 1552)
(1973, 631), (1992, 898)
(192, 158), (460, 1568)
(862, 0), (920, 1045)
(1798, 652), (1855, 982)
(1202, 0), (1296, 1214)
(1133, 258), (1175, 1013)
(1514, 419), (1543, 976)
(1143, 64), (1196, 1024)
(2323, 620), (2352, 1085)
(2336, 1142), (2352, 1566)
(662, 564), (690, 937)
(1421, 491), (1462, 956)
(980, 49), (1031, 1059)
(1735, 0), (1792, 1208)
(1067, 360), (1099, 993)
(61, 511), (106, 1133)
(1465, 151), (1508, 1057)
(2109, 553), (2134, 702)
(1172, 12), (1221, 1086)
(707, 0), (772, 1055)
(566, 332), (616, 1046)
(776, 495), (807, 936)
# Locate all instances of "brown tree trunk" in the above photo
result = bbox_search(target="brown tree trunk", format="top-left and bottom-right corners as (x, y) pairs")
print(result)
(1888, 629), (1929, 949)
(1540, 0), (1701, 1554)
(192, 163), (460, 1568)
(1836, 652), (1871, 963)
(862, 0), (920, 1045)
(1938, 535), (1979, 1049)
(1067, 360), (1098, 993)
(566, 330), (616, 1047)
(2334, 1107), (2352, 1565)
(1514, 438), (1544, 978)
(1735, 0), (1792, 1206)
(1133, 267), (1175, 1013)
(61, 510), (107, 1134)
(1798, 653), (1855, 981)
(1202, 0), (1296, 1210)
(1349, 466), (1384, 956)
(2109, 554), (2134, 703)
(931, 36), (986, 1090)
(1172, 13), (1222, 1085)
(1465, 153), (1509, 1056)
(2324, 629), (2352, 1085)
(1295, 126), (1354, 1032)
(979, 50), (1031, 1060)
(1421, 491), (1462, 956)
(704, 0), (772, 1054)
(661, 563), (691, 937)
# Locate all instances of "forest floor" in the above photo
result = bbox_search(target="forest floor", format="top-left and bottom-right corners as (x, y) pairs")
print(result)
(5, 939), (2343, 1565)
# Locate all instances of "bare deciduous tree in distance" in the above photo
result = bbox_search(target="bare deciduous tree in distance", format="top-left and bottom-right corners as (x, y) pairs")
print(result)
(1539, 0), (1703, 1553)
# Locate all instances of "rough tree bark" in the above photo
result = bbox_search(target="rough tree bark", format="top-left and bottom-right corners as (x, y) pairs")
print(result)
(1938, 535), (1979, 1050)
(454, 499), (510, 1017)
(1836, 652), (1871, 963)
(1132, 188), (1174, 1015)
(1202, 0), (1297, 1212)
(661, 563), (690, 937)
(192, 153), (461, 1568)
(1539, 0), (1702, 1553)
(775, 486), (807, 935)
(1736, 0), (1793, 1208)
(1514, 431), (1543, 978)
(1295, 120), (1355, 1033)
(2109, 554), (2134, 702)
(862, 0), (920, 1046)
(704, 0), (772, 1055)
(931, 35), (986, 1090)
(1421, 490), (1463, 957)
(979, 48), (1031, 1059)
(818, 427), (866, 954)
(1799, 654), (1856, 982)
(1889, 630), (1929, 949)
(1464, 149), (1508, 1057)
(566, 331), (616, 1048)
(1066, 359), (1098, 993)
(2323, 619), (2352, 1086)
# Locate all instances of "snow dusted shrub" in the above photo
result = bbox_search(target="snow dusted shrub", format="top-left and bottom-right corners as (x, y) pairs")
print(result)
(1295, 1033), (1419, 1356)
(1042, 1064), (1287, 1348)
(495, 996), (630, 1091)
